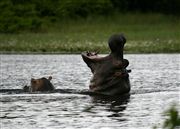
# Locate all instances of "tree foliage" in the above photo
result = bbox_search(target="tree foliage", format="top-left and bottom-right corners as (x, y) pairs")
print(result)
(0, 0), (179, 33)
(111, 0), (180, 14)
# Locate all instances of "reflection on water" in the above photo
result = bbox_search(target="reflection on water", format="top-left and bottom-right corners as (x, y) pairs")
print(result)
(0, 54), (180, 129)
(92, 94), (130, 120)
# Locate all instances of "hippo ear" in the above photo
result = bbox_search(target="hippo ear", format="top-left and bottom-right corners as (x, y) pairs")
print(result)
(48, 76), (52, 81)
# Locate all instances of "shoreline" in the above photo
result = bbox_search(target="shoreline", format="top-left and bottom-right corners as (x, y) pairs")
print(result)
(0, 51), (179, 55)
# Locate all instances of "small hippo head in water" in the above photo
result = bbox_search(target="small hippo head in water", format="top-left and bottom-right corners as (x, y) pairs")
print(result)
(81, 34), (131, 96)
(23, 76), (54, 92)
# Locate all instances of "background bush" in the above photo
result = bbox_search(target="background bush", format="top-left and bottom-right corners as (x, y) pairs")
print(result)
(0, 0), (179, 33)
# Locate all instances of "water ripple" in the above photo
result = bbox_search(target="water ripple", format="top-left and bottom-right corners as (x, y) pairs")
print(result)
(0, 54), (180, 129)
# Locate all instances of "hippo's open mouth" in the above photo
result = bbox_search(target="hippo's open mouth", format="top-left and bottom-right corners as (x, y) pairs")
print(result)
(81, 34), (131, 96)
(81, 51), (105, 73)
(81, 51), (106, 62)
(83, 51), (99, 59)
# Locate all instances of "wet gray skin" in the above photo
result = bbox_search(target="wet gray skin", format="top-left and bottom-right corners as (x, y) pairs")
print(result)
(82, 34), (131, 96)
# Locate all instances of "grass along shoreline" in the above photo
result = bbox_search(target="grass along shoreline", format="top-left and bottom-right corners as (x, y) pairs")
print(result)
(0, 14), (180, 53)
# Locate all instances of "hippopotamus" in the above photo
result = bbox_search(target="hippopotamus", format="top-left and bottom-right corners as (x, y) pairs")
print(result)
(81, 34), (131, 96)
(23, 76), (55, 92)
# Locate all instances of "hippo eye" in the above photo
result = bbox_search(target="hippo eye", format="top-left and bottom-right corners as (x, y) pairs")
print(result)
(31, 80), (36, 84)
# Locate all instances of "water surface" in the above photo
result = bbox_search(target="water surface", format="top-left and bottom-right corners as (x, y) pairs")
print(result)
(0, 54), (179, 129)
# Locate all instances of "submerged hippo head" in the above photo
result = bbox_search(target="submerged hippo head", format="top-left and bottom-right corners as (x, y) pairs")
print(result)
(81, 34), (131, 96)
(23, 76), (54, 92)
(31, 76), (54, 92)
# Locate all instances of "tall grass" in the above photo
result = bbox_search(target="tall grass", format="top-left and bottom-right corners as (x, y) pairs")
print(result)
(0, 13), (180, 53)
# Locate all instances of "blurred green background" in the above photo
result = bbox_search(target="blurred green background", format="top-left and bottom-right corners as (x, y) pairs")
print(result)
(0, 0), (180, 53)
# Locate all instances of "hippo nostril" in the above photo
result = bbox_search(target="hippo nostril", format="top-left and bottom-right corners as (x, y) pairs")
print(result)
(48, 76), (52, 80)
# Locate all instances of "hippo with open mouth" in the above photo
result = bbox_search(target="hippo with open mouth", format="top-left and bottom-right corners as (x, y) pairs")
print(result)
(81, 34), (131, 96)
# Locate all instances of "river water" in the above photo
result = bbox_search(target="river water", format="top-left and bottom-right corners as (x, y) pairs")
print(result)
(0, 54), (179, 129)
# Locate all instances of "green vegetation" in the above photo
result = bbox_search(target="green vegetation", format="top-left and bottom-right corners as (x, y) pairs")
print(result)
(0, 0), (114, 33)
(0, 13), (180, 53)
(0, 0), (180, 53)
(1, 0), (180, 33)
(153, 105), (180, 129)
